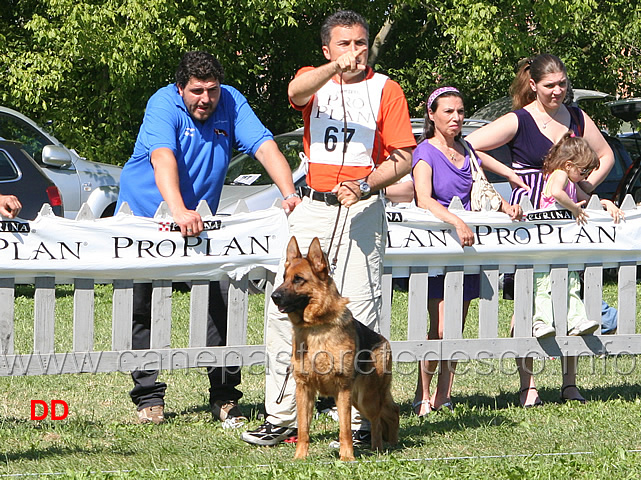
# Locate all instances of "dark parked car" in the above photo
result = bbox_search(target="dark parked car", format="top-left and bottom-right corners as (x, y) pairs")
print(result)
(0, 140), (63, 219)
(605, 97), (641, 204)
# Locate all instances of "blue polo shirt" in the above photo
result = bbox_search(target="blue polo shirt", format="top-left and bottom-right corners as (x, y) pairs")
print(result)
(117, 83), (272, 217)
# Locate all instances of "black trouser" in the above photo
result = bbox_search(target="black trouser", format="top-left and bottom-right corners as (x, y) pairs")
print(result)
(129, 280), (242, 410)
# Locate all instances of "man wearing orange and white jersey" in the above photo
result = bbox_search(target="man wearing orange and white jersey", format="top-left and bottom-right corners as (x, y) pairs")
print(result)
(242, 10), (415, 447)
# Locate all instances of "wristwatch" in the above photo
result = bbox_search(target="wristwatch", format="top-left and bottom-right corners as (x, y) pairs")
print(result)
(358, 180), (372, 200)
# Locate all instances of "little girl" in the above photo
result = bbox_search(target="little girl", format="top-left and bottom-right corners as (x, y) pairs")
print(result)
(533, 131), (624, 340)
(529, 131), (624, 403)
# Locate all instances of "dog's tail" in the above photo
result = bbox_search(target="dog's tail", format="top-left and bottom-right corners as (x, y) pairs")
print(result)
(380, 393), (400, 444)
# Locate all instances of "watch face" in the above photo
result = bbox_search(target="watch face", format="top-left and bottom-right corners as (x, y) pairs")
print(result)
(360, 182), (371, 194)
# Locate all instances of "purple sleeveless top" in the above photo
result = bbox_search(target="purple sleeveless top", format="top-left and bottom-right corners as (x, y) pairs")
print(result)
(509, 105), (584, 208)
(411, 139), (477, 211)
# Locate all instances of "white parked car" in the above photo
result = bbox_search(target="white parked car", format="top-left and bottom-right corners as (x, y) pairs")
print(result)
(218, 128), (307, 214)
(0, 106), (122, 218)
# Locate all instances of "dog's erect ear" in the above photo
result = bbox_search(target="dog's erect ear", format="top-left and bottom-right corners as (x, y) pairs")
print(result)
(286, 236), (302, 264)
(307, 237), (329, 279)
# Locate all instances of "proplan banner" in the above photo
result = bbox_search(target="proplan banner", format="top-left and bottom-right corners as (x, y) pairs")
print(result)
(384, 205), (641, 272)
(0, 204), (639, 282)
(0, 207), (289, 283)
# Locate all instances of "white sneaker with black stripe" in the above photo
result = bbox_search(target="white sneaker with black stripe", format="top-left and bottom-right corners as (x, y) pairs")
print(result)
(328, 429), (371, 449)
(241, 421), (298, 446)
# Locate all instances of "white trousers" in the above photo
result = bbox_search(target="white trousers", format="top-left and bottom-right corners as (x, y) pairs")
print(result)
(264, 194), (386, 429)
(533, 271), (587, 331)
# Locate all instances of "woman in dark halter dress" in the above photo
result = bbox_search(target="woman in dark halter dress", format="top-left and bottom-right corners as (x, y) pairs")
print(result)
(466, 54), (614, 408)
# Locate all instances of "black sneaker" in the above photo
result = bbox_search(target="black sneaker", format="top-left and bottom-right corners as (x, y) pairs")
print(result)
(316, 396), (336, 413)
(241, 421), (298, 446)
(328, 429), (371, 449)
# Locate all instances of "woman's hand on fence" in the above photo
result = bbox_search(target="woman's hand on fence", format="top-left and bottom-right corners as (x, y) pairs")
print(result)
(601, 199), (624, 224)
(501, 201), (523, 221)
(455, 220), (475, 247)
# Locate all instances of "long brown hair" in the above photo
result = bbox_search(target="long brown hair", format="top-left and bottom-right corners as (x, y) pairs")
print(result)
(542, 131), (599, 176)
(509, 54), (567, 110)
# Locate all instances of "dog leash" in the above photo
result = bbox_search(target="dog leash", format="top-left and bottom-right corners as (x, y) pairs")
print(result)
(327, 203), (349, 277)
(275, 364), (291, 405)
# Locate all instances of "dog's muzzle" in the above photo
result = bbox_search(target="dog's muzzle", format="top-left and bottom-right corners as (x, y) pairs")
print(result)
(272, 288), (310, 313)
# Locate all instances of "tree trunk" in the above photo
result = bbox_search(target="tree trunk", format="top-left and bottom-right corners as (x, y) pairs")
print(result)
(369, 14), (395, 66)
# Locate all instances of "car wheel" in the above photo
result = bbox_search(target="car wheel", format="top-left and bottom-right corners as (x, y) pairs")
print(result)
(100, 203), (117, 218)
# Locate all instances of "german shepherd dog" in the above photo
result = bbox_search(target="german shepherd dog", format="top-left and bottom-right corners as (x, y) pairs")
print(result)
(271, 236), (399, 461)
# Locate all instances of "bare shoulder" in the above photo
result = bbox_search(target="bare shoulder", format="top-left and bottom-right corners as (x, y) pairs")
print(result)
(466, 112), (519, 150)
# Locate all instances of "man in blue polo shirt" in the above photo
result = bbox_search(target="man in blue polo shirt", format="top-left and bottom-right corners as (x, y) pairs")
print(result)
(117, 51), (300, 427)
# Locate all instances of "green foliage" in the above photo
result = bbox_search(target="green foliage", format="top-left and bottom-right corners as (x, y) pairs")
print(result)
(383, 0), (641, 122)
(1, 0), (640, 166)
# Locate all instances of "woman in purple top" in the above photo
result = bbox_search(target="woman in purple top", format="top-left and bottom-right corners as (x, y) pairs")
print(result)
(411, 87), (521, 417)
(466, 54), (613, 208)
(466, 54), (615, 407)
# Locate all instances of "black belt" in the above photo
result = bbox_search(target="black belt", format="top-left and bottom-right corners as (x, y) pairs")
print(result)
(299, 186), (340, 206)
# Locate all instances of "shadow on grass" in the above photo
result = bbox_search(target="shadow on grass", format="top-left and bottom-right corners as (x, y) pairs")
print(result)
(177, 401), (267, 421)
(0, 417), (137, 463)
(486, 383), (641, 407)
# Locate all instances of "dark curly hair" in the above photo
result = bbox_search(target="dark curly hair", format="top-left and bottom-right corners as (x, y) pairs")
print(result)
(175, 51), (225, 88)
(320, 10), (369, 46)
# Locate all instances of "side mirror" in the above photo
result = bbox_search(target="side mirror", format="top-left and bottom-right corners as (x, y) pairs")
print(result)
(42, 145), (73, 168)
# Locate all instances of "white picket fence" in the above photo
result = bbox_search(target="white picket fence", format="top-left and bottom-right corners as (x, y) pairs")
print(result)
(0, 196), (639, 376)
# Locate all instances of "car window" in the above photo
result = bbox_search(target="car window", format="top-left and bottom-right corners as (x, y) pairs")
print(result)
(606, 137), (633, 184)
(0, 150), (20, 181)
(225, 134), (303, 185)
(619, 133), (641, 162)
(0, 113), (50, 165)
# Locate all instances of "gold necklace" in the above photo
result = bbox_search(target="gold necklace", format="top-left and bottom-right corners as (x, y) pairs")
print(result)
(434, 139), (457, 162)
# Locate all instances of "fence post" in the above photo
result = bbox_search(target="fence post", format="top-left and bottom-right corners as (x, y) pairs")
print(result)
(34, 276), (55, 353)
(618, 262), (637, 334)
(478, 266), (499, 338)
(513, 266), (533, 338)
(73, 278), (95, 352)
(189, 280), (209, 347)
(407, 267), (429, 341)
(380, 267), (393, 339)
(0, 278), (14, 355)
(112, 280), (133, 351)
(151, 280), (172, 349)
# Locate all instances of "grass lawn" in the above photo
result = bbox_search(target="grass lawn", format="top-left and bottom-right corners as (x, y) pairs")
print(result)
(0, 282), (640, 479)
